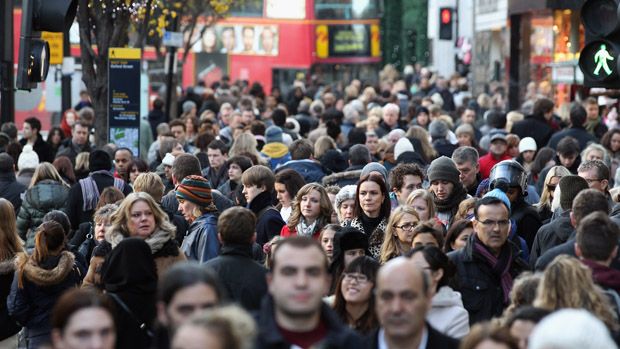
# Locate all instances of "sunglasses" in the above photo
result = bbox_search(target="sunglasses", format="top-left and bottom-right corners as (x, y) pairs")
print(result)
(547, 184), (556, 192)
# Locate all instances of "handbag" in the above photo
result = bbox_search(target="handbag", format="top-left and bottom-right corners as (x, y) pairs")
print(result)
(78, 223), (96, 261)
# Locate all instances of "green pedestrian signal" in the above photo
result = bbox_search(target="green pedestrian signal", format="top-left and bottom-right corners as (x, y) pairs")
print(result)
(594, 44), (614, 76)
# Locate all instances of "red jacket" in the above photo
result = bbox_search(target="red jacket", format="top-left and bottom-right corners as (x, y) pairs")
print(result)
(479, 153), (511, 179)
(280, 225), (321, 239)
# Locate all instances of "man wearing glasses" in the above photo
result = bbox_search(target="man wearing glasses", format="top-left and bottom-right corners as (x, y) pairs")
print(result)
(448, 191), (528, 324)
(577, 160), (612, 202)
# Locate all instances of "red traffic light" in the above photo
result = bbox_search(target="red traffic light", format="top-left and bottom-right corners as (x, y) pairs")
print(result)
(441, 8), (452, 24)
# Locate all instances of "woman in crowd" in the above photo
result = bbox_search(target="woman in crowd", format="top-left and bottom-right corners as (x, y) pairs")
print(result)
(343, 174), (391, 258)
(406, 125), (437, 163)
(52, 156), (76, 186)
(0, 199), (23, 345)
(8, 221), (81, 348)
(581, 143), (608, 163)
(51, 288), (116, 349)
(332, 256), (380, 335)
(74, 152), (91, 181)
(127, 158), (149, 186)
(17, 163), (71, 249)
(59, 109), (77, 138)
(529, 147), (556, 187)
(536, 166), (570, 222)
(176, 175), (219, 263)
(281, 183), (334, 238)
(335, 185), (357, 223)
(46, 127), (66, 159)
(171, 305), (257, 349)
(218, 156), (253, 201)
(103, 192), (185, 279)
(73, 204), (117, 271)
(406, 189), (437, 222)
(601, 128), (620, 180)
(409, 246), (470, 338)
(460, 322), (518, 349)
(411, 221), (445, 248)
(274, 169), (306, 223)
(534, 255), (618, 331)
(184, 116), (199, 145)
(443, 219), (474, 253)
(329, 227), (370, 294)
(101, 238), (157, 349)
(454, 197), (477, 221)
(229, 132), (266, 166)
(379, 206), (420, 264)
(320, 224), (340, 263)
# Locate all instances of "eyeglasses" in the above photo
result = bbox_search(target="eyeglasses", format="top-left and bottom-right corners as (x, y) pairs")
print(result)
(343, 273), (369, 283)
(394, 223), (417, 231)
(546, 184), (556, 192)
(583, 178), (602, 185)
(478, 219), (510, 228)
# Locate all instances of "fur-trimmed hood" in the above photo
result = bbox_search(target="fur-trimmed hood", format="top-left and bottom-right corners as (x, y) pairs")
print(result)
(106, 225), (175, 254)
(322, 169), (363, 186)
(15, 251), (75, 286)
(0, 256), (16, 275)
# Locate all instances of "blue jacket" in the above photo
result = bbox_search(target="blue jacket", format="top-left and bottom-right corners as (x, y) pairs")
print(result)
(276, 159), (327, 184)
(180, 213), (220, 263)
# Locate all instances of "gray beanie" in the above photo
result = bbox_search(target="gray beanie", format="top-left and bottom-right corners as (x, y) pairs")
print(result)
(182, 100), (197, 113)
(429, 120), (448, 139)
(361, 162), (388, 183)
(265, 126), (283, 143)
(335, 185), (357, 209)
(427, 156), (460, 185)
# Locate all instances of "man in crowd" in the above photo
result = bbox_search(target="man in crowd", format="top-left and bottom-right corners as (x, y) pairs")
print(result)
(536, 136), (581, 193)
(56, 121), (92, 164)
(255, 237), (363, 348)
(322, 144), (370, 187)
(169, 119), (194, 153)
(368, 257), (459, 349)
(427, 156), (468, 226)
(276, 139), (326, 183)
(479, 131), (511, 179)
(390, 163), (424, 206)
(205, 207), (267, 311)
(584, 97), (608, 139)
(114, 147), (133, 180)
(512, 98), (555, 147)
(19, 117), (53, 163)
(449, 193), (528, 324)
(0, 153), (26, 213)
(376, 103), (404, 137)
(242, 165), (285, 246)
(547, 104), (596, 150)
(202, 140), (229, 189)
(452, 146), (481, 197)
(578, 160), (611, 201)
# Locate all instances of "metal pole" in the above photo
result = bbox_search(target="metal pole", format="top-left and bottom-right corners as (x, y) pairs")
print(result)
(0, 0), (15, 123)
(164, 10), (179, 122)
(61, 28), (72, 113)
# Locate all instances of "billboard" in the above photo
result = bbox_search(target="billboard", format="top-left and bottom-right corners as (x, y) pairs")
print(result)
(190, 24), (279, 56)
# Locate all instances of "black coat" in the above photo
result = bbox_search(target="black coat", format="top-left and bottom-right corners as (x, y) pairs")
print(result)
(529, 211), (574, 267)
(255, 296), (364, 349)
(0, 257), (20, 340)
(364, 323), (460, 349)
(66, 172), (133, 230)
(448, 237), (528, 324)
(249, 191), (285, 246)
(0, 172), (27, 214)
(512, 115), (554, 148)
(19, 134), (54, 164)
(511, 198), (542, 251)
(204, 244), (268, 311)
(432, 139), (458, 158)
(547, 126), (596, 150)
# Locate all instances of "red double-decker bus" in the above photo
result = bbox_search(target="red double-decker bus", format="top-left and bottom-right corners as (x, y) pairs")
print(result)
(181, 0), (383, 93)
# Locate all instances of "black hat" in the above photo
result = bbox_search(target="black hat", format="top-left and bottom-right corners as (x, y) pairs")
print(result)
(329, 227), (369, 273)
(89, 149), (112, 172)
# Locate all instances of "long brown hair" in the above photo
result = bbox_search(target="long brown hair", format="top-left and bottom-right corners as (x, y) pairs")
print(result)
(17, 221), (66, 288)
(30, 162), (69, 188)
(0, 198), (23, 261)
(287, 183), (334, 230)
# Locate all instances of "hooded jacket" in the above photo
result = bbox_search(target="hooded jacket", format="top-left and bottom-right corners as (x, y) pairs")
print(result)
(261, 142), (291, 170)
(427, 286), (470, 338)
(17, 179), (70, 248)
(8, 251), (81, 340)
(322, 165), (364, 187)
(276, 159), (327, 184)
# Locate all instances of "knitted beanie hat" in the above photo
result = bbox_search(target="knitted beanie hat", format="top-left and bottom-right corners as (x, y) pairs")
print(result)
(335, 185), (357, 209)
(182, 100), (197, 114)
(427, 156), (460, 185)
(89, 149), (111, 172)
(394, 137), (414, 160)
(265, 125), (283, 143)
(361, 162), (388, 184)
(519, 137), (537, 153)
(429, 120), (448, 139)
(175, 175), (216, 211)
(17, 144), (39, 170)
(559, 175), (589, 210)
(483, 188), (511, 213)
(162, 153), (175, 167)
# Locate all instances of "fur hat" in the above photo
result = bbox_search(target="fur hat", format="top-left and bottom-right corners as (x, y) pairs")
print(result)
(17, 144), (39, 170)
(335, 185), (357, 210)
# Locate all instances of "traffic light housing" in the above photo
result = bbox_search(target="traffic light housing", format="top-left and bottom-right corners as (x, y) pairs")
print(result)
(16, 0), (77, 90)
(439, 7), (453, 41)
(578, 0), (620, 88)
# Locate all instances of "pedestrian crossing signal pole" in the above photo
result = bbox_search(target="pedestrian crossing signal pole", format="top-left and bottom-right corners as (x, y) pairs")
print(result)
(579, 0), (620, 88)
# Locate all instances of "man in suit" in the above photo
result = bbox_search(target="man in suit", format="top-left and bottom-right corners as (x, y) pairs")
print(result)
(368, 257), (459, 349)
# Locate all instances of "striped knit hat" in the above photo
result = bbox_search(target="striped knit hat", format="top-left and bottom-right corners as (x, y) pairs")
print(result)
(175, 175), (216, 211)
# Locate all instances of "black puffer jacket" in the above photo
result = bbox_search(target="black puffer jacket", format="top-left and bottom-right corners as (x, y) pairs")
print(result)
(0, 256), (20, 340)
(529, 210), (574, 267)
(17, 179), (70, 248)
(448, 236), (528, 324)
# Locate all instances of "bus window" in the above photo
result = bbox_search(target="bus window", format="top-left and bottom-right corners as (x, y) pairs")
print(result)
(230, 0), (264, 17)
(315, 0), (382, 20)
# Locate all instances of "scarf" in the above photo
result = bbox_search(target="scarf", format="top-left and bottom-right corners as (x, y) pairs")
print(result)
(296, 218), (319, 237)
(585, 117), (602, 134)
(434, 183), (468, 213)
(107, 227), (173, 255)
(472, 235), (514, 303)
(79, 170), (125, 211)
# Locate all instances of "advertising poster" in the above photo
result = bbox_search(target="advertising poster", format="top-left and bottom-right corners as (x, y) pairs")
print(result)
(190, 24), (279, 56)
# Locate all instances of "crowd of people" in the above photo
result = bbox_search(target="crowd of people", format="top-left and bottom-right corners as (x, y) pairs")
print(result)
(2, 65), (620, 349)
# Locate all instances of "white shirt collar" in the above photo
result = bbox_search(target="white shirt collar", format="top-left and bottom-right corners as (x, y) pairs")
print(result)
(378, 326), (429, 349)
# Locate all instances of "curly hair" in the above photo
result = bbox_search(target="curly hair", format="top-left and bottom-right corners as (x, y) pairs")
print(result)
(287, 183), (334, 232)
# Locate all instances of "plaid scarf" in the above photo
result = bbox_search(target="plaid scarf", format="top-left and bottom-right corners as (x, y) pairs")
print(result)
(472, 235), (514, 303)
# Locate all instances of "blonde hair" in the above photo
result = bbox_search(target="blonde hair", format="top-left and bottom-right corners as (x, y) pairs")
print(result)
(454, 197), (477, 222)
(380, 206), (419, 264)
(133, 172), (165, 202)
(108, 192), (175, 238)
(537, 166), (570, 212)
(406, 189), (437, 220)
(0, 198), (23, 261)
(181, 305), (257, 349)
(534, 255), (618, 330)
(75, 152), (90, 172)
(406, 126), (437, 161)
(314, 136), (337, 160)
(30, 162), (69, 188)
(229, 133), (266, 166)
(287, 183), (334, 230)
